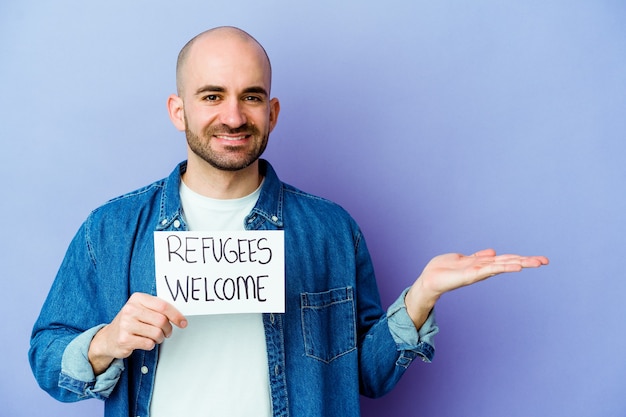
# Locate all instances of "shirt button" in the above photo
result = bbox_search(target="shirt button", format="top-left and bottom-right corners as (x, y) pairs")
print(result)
(141, 366), (149, 375)
(274, 365), (280, 375)
(161, 219), (167, 226)
(173, 220), (181, 228)
(270, 313), (275, 324)
(271, 215), (278, 222)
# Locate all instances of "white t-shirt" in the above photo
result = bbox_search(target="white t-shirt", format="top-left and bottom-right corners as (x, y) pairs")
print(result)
(150, 180), (271, 417)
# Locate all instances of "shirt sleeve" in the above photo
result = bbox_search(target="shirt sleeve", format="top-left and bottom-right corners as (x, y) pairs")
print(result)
(59, 324), (125, 399)
(386, 287), (438, 362)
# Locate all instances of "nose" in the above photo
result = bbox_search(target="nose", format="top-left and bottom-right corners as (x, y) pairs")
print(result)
(220, 99), (247, 128)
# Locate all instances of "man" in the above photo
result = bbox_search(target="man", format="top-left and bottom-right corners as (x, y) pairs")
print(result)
(29, 27), (548, 417)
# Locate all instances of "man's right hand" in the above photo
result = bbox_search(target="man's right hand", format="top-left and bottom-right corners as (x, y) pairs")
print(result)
(88, 293), (187, 375)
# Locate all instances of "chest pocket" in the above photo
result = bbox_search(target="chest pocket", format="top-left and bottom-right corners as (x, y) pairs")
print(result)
(300, 287), (356, 363)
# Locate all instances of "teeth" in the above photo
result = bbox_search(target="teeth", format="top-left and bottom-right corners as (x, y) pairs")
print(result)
(217, 135), (247, 141)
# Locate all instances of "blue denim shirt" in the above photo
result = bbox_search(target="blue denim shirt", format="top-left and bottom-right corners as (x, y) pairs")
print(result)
(30, 160), (437, 417)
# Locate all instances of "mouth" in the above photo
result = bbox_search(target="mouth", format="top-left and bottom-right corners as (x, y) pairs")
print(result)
(214, 134), (250, 142)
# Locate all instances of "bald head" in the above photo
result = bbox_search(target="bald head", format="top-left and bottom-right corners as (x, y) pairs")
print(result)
(175, 26), (272, 96)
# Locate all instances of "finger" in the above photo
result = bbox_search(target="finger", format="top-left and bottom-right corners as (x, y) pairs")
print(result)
(131, 321), (169, 346)
(478, 262), (523, 276)
(117, 325), (162, 353)
(493, 255), (549, 267)
(530, 255), (550, 265)
(472, 248), (496, 257)
(519, 256), (550, 267)
(130, 306), (175, 338)
(154, 299), (187, 330)
(132, 293), (188, 330)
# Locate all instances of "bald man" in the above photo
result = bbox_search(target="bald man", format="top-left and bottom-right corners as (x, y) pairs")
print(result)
(30, 27), (548, 417)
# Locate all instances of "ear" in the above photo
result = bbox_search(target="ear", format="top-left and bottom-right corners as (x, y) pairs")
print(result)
(268, 97), (281, 133)
(167, 94), (186, 131)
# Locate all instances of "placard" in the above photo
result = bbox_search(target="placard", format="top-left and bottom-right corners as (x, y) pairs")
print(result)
(154, 230), (285, 315)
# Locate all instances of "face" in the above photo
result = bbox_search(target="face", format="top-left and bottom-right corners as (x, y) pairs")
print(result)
(169, 32), (279, 172)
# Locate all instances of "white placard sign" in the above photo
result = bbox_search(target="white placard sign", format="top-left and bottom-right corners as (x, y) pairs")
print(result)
(154, 230), (285, 315)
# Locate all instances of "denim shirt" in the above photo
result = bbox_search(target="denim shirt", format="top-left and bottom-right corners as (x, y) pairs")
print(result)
(30, 160), (438, 417)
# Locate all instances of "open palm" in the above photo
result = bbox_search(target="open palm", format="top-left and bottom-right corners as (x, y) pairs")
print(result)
(405, 249), (549, 329)
(420, 248), (548, 295)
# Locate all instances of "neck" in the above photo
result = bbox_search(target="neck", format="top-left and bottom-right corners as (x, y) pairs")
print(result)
(182, 157), (262, 199)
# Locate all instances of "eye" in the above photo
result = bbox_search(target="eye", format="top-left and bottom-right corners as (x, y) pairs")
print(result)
(203, 94), (219, 101)
(244, 95), (263, 102)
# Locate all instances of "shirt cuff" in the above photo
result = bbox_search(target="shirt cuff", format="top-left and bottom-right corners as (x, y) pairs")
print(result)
(386, 287), (439, 362)
(60, 324), (125, 399)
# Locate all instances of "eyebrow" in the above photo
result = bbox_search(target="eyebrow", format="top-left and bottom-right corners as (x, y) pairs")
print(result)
(195, 85), (269, 97)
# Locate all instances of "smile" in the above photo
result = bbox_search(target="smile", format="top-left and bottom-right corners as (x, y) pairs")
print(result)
(215, 134), (249, 141)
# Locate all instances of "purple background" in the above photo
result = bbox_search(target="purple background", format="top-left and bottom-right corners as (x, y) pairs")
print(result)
(2, 1), (625, 416)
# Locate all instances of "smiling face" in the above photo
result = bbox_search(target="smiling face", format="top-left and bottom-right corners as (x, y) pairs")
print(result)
(169, 28), (280, 172)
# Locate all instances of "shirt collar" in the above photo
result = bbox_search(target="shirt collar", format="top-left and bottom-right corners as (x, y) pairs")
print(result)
(157, 159), (284, 231)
